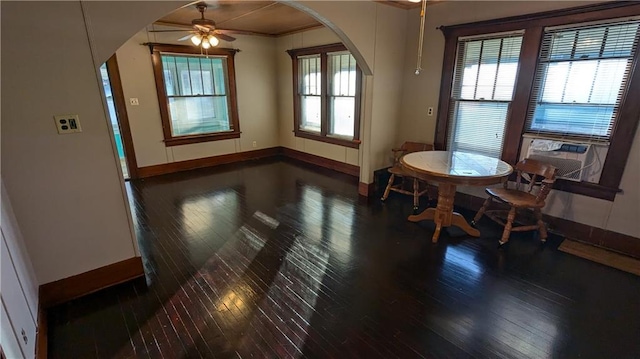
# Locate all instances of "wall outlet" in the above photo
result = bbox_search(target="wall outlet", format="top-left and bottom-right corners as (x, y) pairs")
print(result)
(54, 115), (82, 134)
(252, 141), (257, 148)
(129, 98), (139, 106)
(427, 107), (434, 116)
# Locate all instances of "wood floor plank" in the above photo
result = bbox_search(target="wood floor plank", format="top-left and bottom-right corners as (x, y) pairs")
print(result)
(47, 158), (640, 358)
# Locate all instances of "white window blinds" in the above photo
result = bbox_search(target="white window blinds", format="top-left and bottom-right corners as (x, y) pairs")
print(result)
(525, 19), (640, 141)
(447, 32), (523, 158)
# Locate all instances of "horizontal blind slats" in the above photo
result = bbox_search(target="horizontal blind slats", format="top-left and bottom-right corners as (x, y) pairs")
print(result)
(448, 34), (523, 158)
(525, 20), (640, 140)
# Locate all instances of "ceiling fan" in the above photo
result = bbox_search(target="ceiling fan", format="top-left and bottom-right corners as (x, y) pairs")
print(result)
(149, 3), (236, 49)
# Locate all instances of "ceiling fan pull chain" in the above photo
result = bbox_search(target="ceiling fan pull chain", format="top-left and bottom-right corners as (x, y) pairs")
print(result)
(415, 0), (427, 75)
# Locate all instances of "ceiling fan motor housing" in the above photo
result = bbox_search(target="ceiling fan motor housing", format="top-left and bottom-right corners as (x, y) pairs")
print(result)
(193, 3), (216, 29)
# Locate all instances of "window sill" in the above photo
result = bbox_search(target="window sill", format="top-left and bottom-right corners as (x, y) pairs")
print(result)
(164, 131), (241, 147)
(553, 179), (621, 201)
(294, 130), (361, 149)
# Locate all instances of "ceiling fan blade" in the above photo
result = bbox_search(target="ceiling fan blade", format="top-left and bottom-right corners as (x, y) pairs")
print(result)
(215, 32), (236, 42)
(148, 29), (191, 33)
(177, 34), (193, 41)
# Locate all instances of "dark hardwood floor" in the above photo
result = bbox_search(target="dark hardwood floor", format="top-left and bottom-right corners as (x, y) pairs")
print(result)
(48, 157), (640, 358)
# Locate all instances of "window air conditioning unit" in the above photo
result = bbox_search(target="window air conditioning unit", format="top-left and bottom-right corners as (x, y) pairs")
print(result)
(525, 139), (594, 181)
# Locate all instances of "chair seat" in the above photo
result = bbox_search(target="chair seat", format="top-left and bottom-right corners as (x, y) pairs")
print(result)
(486, 188), (545, 208)
(388, 164), (412, 177)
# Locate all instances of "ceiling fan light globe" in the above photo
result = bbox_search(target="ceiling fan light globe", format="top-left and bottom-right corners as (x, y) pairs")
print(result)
(407, 0), (422, 2)
(201, 38), (211, 49)
(208, 35), (219, 47)
(191, 34), (202, 45)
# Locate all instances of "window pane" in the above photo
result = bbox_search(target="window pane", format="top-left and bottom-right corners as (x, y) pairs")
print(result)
(175, 56), (192, 96)
(328, 52), (357, 138)
(527, 20), (640, 139)
(603, 23), (639, 57)
(449, 33), (522, 158)
(329, 52), (356, 96)
(329, 97), (355, 137)
(169, 96), (230, 136)
(188, 57), (204, 95)
(494, 37), (522, 100)
(475, 39), (500, 99)
(299, 55), (321, 95)
(448, 101), (508, 158)
(455, 35), (523, 101)
(301, 95), (321, 132)
(212, 58), (226, 95)
(530, 103), (614, 137)
(460, 42), (480, 98)
(162, 56), (179, 96)
(589, 59), (628, 103)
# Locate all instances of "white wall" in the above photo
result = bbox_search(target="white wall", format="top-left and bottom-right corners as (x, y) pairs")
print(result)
(116, 29), (279, 167)
(1, 1), (139, 284)
(118, 2), (409, 180)
(294, 2), (409, 181)
(366, 5), (409, 180)
(0, 0), (412, 285)
(398, 1), (640, 238)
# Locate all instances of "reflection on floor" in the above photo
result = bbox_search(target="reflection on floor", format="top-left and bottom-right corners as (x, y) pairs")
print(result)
(48, 158), (640, 358)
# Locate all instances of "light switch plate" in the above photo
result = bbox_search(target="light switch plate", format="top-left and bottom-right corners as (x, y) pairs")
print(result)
(54, 115), (82, 134)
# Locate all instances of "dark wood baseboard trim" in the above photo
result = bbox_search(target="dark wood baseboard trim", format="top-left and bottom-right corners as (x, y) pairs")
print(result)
(454, 191), (640, 258)
(39, 257), (144, 308)
(137, 147), (281, 178)
(358, 182), (375, 197)
(544, 216), (640, 259)
(280, 147), (360, 177)
(137, 146), (361, 180)
(36, 305), (47, 359)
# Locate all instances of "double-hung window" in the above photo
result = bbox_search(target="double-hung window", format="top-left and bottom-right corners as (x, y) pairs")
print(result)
(526, 19), (640, 140)
(437, 3), (640, 201)
(288, 44), (362, 148)
(447, 33), (523, 158)
(150, 45), (240, 146)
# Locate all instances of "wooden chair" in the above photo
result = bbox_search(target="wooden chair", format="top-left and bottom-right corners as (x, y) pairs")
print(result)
(381, 141), (433, 210)
(472, 158), (558, 245)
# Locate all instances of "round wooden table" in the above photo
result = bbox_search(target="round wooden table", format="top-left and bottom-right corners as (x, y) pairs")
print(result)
(401, 151), (513, 243)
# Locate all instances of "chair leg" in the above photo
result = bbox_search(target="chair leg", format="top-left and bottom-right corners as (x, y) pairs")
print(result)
(499, 207), (517, 245)
(472, 197), (492, 225)
(381, 174), (395, 201)
(413, 178), (419, 210)
(535, 208), (548, 242)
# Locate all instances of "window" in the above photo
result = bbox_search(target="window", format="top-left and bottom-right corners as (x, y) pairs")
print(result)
(448, 33), (523, 158)
(150, 44), (240, 146)
(287, 44), (362, 148)
(526, 20), (640, 140)
(436, 3), (640, 201)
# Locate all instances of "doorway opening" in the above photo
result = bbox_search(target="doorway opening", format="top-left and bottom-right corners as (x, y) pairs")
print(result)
(100, 55), (138, 179)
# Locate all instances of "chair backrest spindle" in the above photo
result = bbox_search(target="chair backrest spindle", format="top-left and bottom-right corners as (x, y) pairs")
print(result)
(515, 158), (558, 203)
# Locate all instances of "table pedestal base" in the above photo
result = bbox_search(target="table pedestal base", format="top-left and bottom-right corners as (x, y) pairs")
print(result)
(408, 182), (480, 243)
